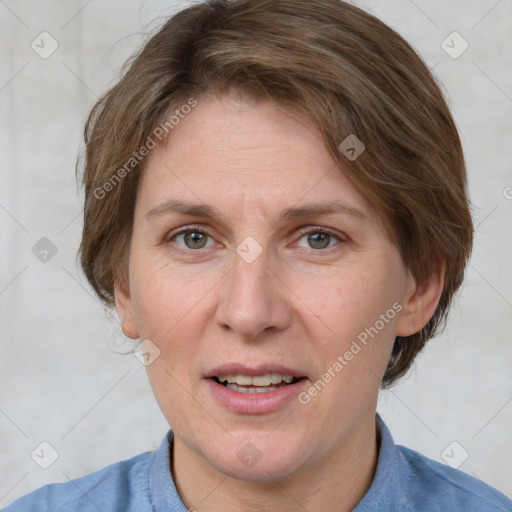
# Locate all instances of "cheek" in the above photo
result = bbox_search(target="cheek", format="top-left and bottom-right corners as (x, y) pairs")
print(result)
(292, 267), (391, 336)
(130, 255), (210, 338)
(289, 260), (403, 378)
(132, 261), (215, 426)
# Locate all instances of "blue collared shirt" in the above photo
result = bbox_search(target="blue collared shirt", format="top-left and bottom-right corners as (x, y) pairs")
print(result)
(4, 415), (511, 511)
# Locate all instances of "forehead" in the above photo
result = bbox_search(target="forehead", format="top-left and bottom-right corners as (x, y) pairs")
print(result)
(138, 93), (373, 220)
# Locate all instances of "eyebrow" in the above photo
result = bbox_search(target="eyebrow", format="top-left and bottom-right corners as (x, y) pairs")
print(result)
(145, 199), (367, 223)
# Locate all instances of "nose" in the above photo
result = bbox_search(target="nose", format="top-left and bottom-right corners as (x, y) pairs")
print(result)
(215, 251), (292, 340)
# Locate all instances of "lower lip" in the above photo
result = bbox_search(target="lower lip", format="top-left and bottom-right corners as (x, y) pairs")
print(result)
(206, 378), (308, 414)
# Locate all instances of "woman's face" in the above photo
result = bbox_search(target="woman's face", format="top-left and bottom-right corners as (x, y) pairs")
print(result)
(116, 93), (424, 481)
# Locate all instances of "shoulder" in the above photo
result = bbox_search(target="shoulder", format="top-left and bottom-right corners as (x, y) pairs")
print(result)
(3, 451), (155, 512)
(396, 444), (512, 512)
(358, 416), (512, 512)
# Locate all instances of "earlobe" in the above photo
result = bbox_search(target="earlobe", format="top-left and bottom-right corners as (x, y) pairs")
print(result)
(395, 262), (445, 338)
(115, 280), (140, 339)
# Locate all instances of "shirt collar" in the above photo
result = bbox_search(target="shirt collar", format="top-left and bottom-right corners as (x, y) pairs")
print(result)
(353, 413), (410, 512)
(148, 430), (189, 512)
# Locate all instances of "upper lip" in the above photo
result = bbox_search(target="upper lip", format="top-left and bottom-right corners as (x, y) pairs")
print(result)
(205, 363), (306, 379)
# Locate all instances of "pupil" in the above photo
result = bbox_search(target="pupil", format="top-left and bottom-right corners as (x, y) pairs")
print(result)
(186, 232), (207, 249)
(309, 233), (329, 249)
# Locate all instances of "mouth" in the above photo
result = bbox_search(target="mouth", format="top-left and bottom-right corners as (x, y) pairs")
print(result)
(205, 364), (308, 413)
(211, 373), (304, 394)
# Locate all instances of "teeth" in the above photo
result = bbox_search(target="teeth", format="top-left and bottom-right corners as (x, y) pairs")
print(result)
(226, 383), (281, 393)
(253, 374), (271, 386)
(217, 373), (295, 386)
(271, 374), (283, 385)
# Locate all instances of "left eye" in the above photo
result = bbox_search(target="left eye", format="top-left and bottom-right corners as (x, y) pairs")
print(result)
(171, 229), (215, 250)
(296, 230), (340, 250)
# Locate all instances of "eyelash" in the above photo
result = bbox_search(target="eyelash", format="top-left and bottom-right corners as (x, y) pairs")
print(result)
(165, 225), (344, 253)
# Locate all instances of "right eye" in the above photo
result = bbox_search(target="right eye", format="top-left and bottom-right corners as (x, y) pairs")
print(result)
(167, 227), (215, 250)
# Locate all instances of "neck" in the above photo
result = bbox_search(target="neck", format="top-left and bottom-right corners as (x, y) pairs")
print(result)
(172, 411), (379, 512)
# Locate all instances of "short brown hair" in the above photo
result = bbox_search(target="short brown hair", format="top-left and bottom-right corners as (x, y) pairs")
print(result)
(79, 0), (473, 387)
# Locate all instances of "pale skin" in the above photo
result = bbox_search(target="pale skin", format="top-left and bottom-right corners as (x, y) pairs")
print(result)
(116, 91), (443, 512)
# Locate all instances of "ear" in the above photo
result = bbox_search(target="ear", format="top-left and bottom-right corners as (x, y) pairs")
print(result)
(115, 280), (140, 339)
(395, 261), (445, 337)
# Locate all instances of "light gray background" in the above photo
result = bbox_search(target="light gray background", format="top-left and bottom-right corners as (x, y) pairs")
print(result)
(1, 0), (511, 506)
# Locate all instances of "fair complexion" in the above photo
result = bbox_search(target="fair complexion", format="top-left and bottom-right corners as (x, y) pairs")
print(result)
(116, 92), (443, 511)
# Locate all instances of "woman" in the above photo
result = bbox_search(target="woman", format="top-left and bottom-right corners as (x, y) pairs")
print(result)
(6, 0), (511, 510)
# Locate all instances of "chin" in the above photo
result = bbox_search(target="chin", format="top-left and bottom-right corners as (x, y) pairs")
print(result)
(202, 433), (312, 482)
